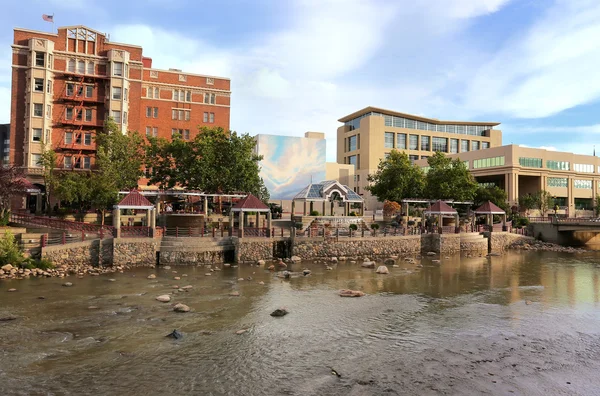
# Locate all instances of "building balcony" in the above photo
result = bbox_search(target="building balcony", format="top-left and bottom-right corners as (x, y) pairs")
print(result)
(59, 94), (105, 104)
(56, 118), (105, 128)
(57, 70), (109, 80)
(23, 167), (44, 176)
(56, 142), (97, 152)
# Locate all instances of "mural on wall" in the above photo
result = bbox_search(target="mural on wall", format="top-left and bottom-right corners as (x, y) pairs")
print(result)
(256, 134), (326, 200)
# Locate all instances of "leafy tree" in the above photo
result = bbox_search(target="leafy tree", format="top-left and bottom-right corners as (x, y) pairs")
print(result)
(424, 152), (478, 201)
(38, 143), (58, 214)
(366, 150), (425, 202)
(518, 194), (537, 215)
(536, 190), (554, 216)
(95, 118), (145, 190)
(595, 196), (600, 216)
(474, 185), (509, 213)
(89, 172), (120, 225)
(383, 200), (401, 217)
(0, 165), (27, 225)
(55, 171), (92, 215)
(146, 127), (270, 202)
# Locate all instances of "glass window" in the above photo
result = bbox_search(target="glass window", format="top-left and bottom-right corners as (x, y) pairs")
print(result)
(179, 110), (184, 120)
(409, 155), (419, 163)
(33, 103), (43, 117)
(384, 132), (394, 149)
(409, 135), (418, 150)
(85, 109), (92, 122)
(46, 80), (52, 93)
(146, 127), (152, 136)
(153, 127), (158, 137)
(547, 160), (570, 171)
(472, 141), (480, 151)
(66, 83), (74, 96)
(210, 94), (216, 104)
(85, 85), (93, 97)
(154, 88), (159, 98)
(574, 163), (594, 173)
(87, 61), (94, 75)
(203, 112), (208, 122)
(112, 86), (122, 100)
(171, 128), (178, 137)
(83, 157), (91, 169)
(123, 111), (127, 124)
(186, 91), (191, 102)
(153, 107), (158, 118)
(173, 90), (180, 101)
(473, 156), (505, 169)
(519, 157), (542, 168)
(112, 110), (121, 123)
(432, 137), (448, 152)
(450, 138), (459, 154)
(35, 52), (45, 67)
(113, 62), (123, 76)
(77, 60), (85, 74)
(65, 132), (73, 144)
(183, 130), (190, 140)
(209, 112), (215, 123)
(348, 135), (357, 151)
(65, 108), (73, 120)
(348, 155), (357, 168)
(204, 94), (209, 104)
(482, 142), (490, 149)
(76, 109), (82, 121)
(574, 179), (592, 189)
(67, 59), (75, 72)
(185, 111), (190, 121)
(146, 107), (152, 118)
(420, 136), (430, 151)
(76, 85), (83, 96)
(34, 78), (44, 92)
(396, 133), (406, 149)
(46, 105), (51, 119)
(32, 128), (42, 142)
(405, 119), (416, 129)
(548, 177), (568, 187)
(64, 156), (72, 168)
(84, 133), (92, 145)
(172, 109), (177, 120)
(31, 154), (41, 167)
(461, 140), (469, 152)
(124, 88), (128, 101)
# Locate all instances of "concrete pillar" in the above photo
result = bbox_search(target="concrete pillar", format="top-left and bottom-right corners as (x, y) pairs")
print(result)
(229, 211), (234, 236)
(291, 201), (296, 218)
(310, 201), (314, 214)
(150, 208), (156, 229)
(344, 202), (348, 216)
(35, 194), (43, 215)
(256, 212), (260, 229)
(113, 208), (121, 238)
(239, 211), (244, 238)
(267, 211), (272, 237)
(322, 201), (326, 216)
(204, 198), (209, 215)
(303, 201), (307, 216)
(146, 209), (152, 228)
(568, 177), (574, 217)
(330, 201), (334, 217)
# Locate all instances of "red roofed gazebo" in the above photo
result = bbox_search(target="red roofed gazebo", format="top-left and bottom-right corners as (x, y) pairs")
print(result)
(423, 200), (459, 234)
(112, 190), (156, 237)
(474, 201), (507, 231)
(229, 194), (272, 238)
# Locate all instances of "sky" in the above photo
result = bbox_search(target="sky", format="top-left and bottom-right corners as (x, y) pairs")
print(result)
(1, 0), (600, 161)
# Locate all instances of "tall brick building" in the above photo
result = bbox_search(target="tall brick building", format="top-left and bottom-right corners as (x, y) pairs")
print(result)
(9, 25), (231, 198)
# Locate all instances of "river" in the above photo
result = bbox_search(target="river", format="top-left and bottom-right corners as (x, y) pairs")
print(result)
(2, 251), (600, 395)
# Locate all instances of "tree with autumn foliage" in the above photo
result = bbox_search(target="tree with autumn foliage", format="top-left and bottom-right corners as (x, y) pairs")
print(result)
(383, 200), (401, 217)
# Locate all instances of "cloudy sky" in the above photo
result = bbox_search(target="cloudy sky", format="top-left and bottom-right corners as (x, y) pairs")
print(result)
(1, 0), (600, 161)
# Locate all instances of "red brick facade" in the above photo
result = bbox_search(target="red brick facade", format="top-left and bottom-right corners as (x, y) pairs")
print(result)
(10, 25), (231, 190)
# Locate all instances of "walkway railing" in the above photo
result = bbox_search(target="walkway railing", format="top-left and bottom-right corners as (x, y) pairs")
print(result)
(11, 212), (115, 237)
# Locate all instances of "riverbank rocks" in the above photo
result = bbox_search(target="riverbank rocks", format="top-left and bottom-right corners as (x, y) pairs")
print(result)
(156, 295), (171, 302)
(181, 285), (192, 290)
(376, 266), (389, 274)
(510, 239), (586, 253)
(426, 252), (436, 256)
(331, 257), (338, 263)
(361, 261), (375, 269)
(291, 256), (301, 263)
(268, 265), (275, 271)
(1, 264), (13, 272)
(277, 260), (287, 269)
(339, 289), (365, 297)
(326, 266), (333, 271)
(62, 282), (73, 287)
(173, 303), (190, 313)
(147, 274), (156, 279)
(303, 269), (311, 276)
(257, 260), (266, 266)
(270, 308), (289, 317)
(431, 259), (441, 265)
(173, 276), (181, 280)
(384, 258), (396, 266)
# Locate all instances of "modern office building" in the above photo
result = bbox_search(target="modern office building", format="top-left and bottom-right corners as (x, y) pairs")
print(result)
(336, 107), (502, 209)
(10, 25), (230, 188)
(415, 145), (600, 216)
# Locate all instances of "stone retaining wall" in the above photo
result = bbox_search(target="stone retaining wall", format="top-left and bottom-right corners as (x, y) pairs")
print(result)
(236, 238), (277, 263)
(292, 236), (421, 259)
(490, 232), (534, 252)
(112, 238), (158, 267)
(42, 241), (99, 267)
(460, 240), (488, 252)
(160, 250), (228, 265)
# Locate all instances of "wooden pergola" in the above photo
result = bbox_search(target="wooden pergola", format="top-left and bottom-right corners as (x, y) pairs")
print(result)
(423, 200), (459, 232)
(113, 190), (156, 237)
(474, 201), (507, 230)
(229, 194), (272, 238)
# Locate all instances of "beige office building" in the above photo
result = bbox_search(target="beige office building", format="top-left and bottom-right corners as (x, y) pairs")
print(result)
(414, 145), (600, 217)
(337, 107), (502, 209)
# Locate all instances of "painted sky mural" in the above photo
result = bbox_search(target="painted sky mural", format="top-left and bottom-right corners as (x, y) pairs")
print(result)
(256, 134), (326, 200)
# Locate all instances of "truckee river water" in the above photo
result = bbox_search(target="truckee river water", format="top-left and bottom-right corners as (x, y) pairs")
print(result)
(2, 251), (600, 396)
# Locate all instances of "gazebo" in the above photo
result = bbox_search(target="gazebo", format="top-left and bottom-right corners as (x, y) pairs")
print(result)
(229, 194), (272, 238)
(113, 190), (156, 237)
(291, 180), (364, 217)
(423, 200), (459, 232)
(474, 201), (507, 231)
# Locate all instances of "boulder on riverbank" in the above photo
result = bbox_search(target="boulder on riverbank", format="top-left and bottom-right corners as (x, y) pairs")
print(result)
(173, 303), (190, 313)
(156, 295), (171, 302)
(361, 261), (375, 268)
(290, 256), (302, 263)
(384, 258), (395, 266)
(339, 289), (365, 297)
(270, 308), (289, 317)
(510, 239), (586, 253)
(376, 266), (389, 274)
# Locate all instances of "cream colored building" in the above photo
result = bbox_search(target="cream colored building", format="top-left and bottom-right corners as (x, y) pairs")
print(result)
(337, 107), (502, 210)
(414, 145), (600, 217)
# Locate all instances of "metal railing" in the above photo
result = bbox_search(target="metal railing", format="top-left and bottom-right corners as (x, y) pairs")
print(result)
(11, 212), (115, 237)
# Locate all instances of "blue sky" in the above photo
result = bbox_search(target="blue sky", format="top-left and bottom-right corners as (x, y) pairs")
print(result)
(1, 0), (599, 161)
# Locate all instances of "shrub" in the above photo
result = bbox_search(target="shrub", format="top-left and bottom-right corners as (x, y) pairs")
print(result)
(36, 258), (54, 270)
(407, 220), (416, 227)
(371, 223), (380, 230)
(309, 210), (320, 216)
(390, 221), (400, 228)
(349, 224), (358, 231)
(349, 211), (357, 217)
(295, 222), (304, 230)
(0, 210), (10, 226)
(0, 231), (24, 266)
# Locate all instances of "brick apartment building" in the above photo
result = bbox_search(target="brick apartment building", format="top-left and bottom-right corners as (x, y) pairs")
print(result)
(10, 25), (231, 200)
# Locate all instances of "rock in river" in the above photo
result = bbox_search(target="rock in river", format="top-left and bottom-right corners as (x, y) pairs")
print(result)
(426, 251), (436, 256)
(173, 303), (190, 313)
(384, 258), (396, 266)
(339, 289), (365, 297)
(376, 266), (389, 274)
(62, 282), (73, 287)
(304, 269), (313, 276)
(7, 288), (17, 292)
(166, 329), (183, 340)
(361, 261), (375, 269)
(156, 295), (171, 303)
(291, 256), (302, 263)
(229, 291), (240, 297)
(147, 274), (156, 279)
(270, 308), (289, 317)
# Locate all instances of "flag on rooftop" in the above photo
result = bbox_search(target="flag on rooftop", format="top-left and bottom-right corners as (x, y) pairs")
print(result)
(42, 14), (54, 22)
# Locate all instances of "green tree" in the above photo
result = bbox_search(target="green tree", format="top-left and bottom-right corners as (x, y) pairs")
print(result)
(55, 171), (92, 216)
(536, 190), (554, 216)
(518, 194), (537, 215)
(89, 172), (119, 225)
(474, 185), (509, 212)
(38, 143), (57, 214)
(366, 150), (425, 203)
(595, 196), (600, 216)
(95, 118), (145, 190)
(146, 127), (270, 202)
(424, 152), (478, 201)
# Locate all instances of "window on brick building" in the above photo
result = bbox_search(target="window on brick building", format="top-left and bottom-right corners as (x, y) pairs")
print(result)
(183, 129), (190, 140)
(64, 156), (73, 168)
(84, 133), (92, 145)
(184, 111), (190, 121)
(32, 128), (42, 142)
(65, 132), (73, 144)
(153, 107), (158, 118)
(46, 80), (52, 94)
(83, 157), (91, 169)
(75, 109), (82, 121)
(77, 85), (83, 96)
(146, 126), (152, 136)
(46, 105), (51, 119)
(86, 85), (94, 97)
(87, 61), (94, 75)
(186, 91), (191, 102)
(75, 133), (82, 144)
(112, 110), (121, 123)
(171, 128), (178, 138)
(203, 112), (208, 123)
(77, 60), (85, 74)
(85, 109), (92, 122)
(113, 62), (123, 77)
(31, 154), (41, 167)
(112, 87), (122, 100)
(210, 94), (216, 104)
(34, 78), (44, 92)
(153, 127), (158, 137)
(209, 112), (214, 123)
(33, 103), (43, 117)
(146, 107), (152, 118)
(68, 59), (75, 72)
(204, 93), (209, 104)
(172, 109), (177, 120)
(124, 111), (128, 124)
(65, 108), (73, 120)
(124, 88), (128, 101)
(35, 52), (45, 67)
(66, 83), (74, 96)
(74, 157), (81, 168)
(179, 110), (184, 120)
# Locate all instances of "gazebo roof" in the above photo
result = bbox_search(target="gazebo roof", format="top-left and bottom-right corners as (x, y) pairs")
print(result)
(231, 194), (270, 212)
(114, 190), (154, 210)
(474, 201), (505, 215)
(292, 180), (363, 203)
(424, 200), (457, 215)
